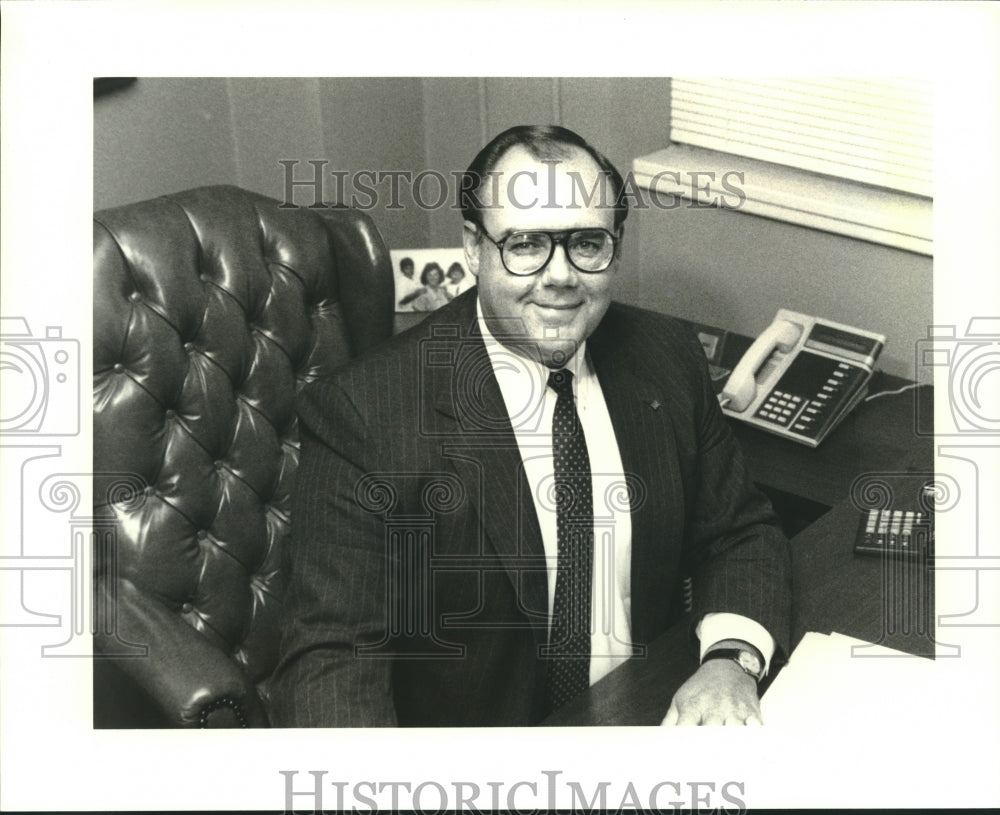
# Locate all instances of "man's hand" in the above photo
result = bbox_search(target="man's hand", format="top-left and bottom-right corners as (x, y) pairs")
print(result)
(661, 659), (763, 726)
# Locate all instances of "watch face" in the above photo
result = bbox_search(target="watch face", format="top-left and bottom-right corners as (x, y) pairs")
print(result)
(737, 651), (762, 676)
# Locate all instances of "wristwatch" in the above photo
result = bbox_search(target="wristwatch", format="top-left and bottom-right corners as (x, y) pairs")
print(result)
(701, 647), (764, 682)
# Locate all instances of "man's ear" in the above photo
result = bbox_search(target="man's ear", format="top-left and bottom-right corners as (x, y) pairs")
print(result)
(462, 220), (482, 277)
(614, 224), (626, 261)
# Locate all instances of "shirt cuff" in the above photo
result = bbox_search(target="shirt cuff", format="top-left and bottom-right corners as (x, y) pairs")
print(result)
(696, 612), (776, 675)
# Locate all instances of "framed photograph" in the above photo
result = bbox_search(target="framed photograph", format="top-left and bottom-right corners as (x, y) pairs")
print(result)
(391, 247), (473, 313)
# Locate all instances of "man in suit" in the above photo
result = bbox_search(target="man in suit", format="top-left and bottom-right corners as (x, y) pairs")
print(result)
(270, 125), (791, 727)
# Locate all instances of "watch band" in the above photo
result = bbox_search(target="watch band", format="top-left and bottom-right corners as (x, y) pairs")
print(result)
(701, 647), (764, 682)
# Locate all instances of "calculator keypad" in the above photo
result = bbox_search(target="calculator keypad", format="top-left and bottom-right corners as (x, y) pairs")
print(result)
(853, 508), (933, 559)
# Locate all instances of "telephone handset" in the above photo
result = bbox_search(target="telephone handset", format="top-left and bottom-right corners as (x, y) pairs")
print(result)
(719, 309), (886, 447)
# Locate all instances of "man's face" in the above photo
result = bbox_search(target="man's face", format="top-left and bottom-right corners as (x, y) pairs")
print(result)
(463, 145), (620, 368)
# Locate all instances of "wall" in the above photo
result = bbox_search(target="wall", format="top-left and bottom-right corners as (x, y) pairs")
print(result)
(418, 76), (929, 378)
(420, 78), (672, 278)
(94, 77), (931, 377)
(420, 76), (930, 378)
(94, 78), (239, 209)
(95, 77), (431, 253)
(632, 195), (931, 380)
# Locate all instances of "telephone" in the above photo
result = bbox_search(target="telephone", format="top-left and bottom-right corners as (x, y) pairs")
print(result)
(719, 309), (886, 447)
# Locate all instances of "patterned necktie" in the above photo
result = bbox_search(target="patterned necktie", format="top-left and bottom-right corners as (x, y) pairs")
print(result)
(543, 368), (593, 714)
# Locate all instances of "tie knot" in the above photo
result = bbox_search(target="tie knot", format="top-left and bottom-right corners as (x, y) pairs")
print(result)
(547, 368), (574, 397)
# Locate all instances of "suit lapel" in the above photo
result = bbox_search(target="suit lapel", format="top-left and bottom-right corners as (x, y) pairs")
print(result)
(420, 293), (686, 648)
(426, 292), (550, 645)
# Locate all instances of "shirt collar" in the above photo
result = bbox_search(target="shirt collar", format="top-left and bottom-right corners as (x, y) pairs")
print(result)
(475, 297), (590, 388)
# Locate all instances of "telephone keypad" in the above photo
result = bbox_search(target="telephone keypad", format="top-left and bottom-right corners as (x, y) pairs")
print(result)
(756, 389), (806, 427)
(754, 352), (867, 440)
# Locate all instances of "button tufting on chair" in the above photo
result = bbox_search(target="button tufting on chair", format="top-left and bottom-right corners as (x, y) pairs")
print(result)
(92, 185), (394, 728)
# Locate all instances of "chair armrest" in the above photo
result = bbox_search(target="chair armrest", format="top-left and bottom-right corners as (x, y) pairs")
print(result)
(95, 579), (268, 727)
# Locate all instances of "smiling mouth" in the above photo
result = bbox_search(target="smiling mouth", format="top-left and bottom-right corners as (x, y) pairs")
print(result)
(532, 302), (582, 311)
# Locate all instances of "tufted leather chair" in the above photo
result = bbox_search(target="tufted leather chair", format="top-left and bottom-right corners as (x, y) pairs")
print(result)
(92, 185), (393, 727)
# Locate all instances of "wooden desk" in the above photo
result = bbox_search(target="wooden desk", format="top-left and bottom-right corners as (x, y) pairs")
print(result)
(543, 382), (935, 726)
(733, 372), (933, 507)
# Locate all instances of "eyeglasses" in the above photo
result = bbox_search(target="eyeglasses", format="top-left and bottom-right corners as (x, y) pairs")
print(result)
(475, 224), (618, 276)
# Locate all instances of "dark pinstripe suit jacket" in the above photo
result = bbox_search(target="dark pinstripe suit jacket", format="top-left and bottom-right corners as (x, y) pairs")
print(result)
(270, 288), (791, 727)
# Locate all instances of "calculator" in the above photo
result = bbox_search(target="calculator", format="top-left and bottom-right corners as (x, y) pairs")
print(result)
(853, 505), (934, 560)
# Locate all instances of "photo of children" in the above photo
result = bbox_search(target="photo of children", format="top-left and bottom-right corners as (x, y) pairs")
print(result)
(391, 248), (473, 312)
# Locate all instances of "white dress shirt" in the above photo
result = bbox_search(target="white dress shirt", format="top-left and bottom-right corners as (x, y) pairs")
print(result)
(477, 304), (775, 683)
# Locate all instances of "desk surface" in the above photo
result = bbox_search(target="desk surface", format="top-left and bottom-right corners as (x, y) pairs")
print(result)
(734, 372), (933, 506)
(543, 379), (935, 726)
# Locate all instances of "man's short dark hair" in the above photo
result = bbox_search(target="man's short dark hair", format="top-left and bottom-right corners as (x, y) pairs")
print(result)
(460, 124), (628, 230)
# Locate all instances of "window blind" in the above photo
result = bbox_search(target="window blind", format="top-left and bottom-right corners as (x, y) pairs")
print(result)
(670, 78), (933, 198)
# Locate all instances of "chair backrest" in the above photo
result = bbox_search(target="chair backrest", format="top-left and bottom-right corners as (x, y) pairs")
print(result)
(92, 185), (393, 726)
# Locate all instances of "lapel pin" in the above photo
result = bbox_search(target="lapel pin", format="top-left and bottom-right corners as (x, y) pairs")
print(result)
(650, 399), (661, 410)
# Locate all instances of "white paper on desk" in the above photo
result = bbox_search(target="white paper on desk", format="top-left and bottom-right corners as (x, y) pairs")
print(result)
(760, 632), (941, 729)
